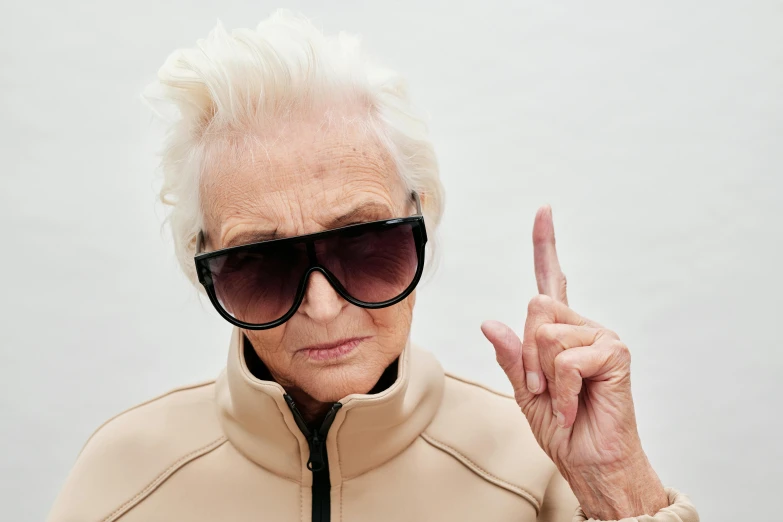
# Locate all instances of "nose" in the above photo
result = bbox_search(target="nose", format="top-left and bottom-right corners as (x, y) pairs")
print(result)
(297, 270), (347, 325)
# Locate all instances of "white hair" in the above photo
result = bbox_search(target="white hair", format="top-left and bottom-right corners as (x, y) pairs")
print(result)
(142, 9), (445, 292)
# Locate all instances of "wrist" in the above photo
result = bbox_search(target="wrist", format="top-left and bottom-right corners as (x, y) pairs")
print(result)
(563, 453), (669, 520)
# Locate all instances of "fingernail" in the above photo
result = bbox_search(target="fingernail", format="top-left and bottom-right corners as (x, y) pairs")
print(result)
(556, 411), (566, 428)
(526, 372), (540, 393)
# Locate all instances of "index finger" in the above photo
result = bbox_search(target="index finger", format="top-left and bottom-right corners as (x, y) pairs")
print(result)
(533, 204), (568, 306)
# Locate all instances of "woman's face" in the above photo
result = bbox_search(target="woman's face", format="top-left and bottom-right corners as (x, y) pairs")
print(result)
(200, 114), (416, 403)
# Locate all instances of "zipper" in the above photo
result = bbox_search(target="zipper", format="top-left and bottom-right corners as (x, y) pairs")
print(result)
(284, 395), (343, 522)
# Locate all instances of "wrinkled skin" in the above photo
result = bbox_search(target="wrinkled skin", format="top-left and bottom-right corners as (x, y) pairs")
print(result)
(481, 206), (670, 520)
(200, 111), (416, 423)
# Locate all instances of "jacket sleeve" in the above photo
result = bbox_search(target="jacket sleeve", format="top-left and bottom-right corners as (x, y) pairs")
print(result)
(537, 469), (700, 522)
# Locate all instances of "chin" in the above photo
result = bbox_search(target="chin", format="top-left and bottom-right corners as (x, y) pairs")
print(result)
(297, 362), (382, 403)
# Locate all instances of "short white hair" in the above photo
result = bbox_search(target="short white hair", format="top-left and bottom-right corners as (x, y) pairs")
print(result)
(142, 9), (445, 291)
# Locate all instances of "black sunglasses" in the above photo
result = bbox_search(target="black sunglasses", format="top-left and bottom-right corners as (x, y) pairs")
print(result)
(194, 192), (427, 330)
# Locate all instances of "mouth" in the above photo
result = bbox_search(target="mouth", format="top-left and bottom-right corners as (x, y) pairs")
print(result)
(298, 337), (370, 361)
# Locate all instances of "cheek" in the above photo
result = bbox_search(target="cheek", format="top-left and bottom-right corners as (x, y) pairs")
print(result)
(368, 291), (416, 337)
(244, 327), (287, 361)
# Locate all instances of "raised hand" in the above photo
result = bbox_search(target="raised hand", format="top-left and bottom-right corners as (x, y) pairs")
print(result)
(481, 205), (669, 521)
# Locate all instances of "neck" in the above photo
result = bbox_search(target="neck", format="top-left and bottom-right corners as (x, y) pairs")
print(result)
(242, 334), (401, 426)
(284, 387), (332, 425)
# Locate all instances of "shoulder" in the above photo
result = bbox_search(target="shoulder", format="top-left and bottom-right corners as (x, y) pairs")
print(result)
(422, 369), (559, 512)
(47, 379), (227, 522)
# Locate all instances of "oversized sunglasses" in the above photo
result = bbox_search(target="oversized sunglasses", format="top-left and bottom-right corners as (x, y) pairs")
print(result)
(194, 192), (427, 329)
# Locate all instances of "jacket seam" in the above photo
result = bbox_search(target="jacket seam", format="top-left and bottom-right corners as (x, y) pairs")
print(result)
(101, 435), (228, 522)
(444, 372), (514, 400)
(78, 380), (217, 459)
(420, 432), (541, 514)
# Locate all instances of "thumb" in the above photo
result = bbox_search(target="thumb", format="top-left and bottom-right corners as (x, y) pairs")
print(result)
(481, 320), (532, 404)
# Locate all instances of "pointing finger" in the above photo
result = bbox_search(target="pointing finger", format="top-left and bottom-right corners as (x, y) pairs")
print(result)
(533, 205), (568, 306)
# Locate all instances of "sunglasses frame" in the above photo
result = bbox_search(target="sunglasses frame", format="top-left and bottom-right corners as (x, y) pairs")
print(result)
(194, 192), (427, 330)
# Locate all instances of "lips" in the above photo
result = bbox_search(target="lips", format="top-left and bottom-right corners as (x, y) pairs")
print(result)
(299, 337), (368, 361)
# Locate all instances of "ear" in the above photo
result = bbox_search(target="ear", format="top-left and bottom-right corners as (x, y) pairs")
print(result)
(195, 230), (205, 254)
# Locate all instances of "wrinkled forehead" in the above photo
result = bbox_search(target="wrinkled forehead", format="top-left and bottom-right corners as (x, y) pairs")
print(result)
(199, 115), (408, 235)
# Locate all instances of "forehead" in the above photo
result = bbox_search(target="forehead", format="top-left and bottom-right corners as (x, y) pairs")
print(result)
(200, 115), (406, 236)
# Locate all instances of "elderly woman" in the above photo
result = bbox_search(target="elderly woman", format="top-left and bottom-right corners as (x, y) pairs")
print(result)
(48, 10), (699, 522)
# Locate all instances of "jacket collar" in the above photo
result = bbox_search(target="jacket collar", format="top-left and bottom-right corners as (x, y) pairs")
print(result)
(215, 326), (444, 485)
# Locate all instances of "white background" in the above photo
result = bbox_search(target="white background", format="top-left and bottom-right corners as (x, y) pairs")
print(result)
(2, 2), (781, 521)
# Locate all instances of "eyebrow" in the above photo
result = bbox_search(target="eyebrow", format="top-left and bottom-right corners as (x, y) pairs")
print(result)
(223, 226), (279, 248)
(329, 201), (394, 229)
(222, 201), (395, 248)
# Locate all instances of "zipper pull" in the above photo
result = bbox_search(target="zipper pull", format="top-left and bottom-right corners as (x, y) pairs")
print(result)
(284, 395), (343, 473)
(307, 430), (325, 472)
(306, 402), (343, 472)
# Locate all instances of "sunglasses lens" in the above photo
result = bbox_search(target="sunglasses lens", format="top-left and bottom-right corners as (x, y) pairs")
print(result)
(205, 242), (308, 325)
(318, 222), (419, 304)
(200, 220), (422, 327)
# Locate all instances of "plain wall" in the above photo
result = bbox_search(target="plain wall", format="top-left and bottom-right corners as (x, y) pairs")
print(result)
(2, 2), (781, 521)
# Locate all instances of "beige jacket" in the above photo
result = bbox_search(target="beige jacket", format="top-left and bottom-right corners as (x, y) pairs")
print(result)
(48, 327), (699, 522)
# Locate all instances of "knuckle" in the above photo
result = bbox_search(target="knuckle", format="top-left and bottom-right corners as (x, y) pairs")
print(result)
(535, 322), (557, 345)
(527, 294), (553, 314)
(612, 341), (631, 364)
(553, 350), (575, 373)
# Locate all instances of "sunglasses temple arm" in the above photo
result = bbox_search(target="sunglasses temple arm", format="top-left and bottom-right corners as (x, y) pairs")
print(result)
(412, 191), (423, 215)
